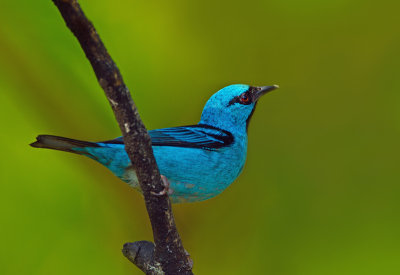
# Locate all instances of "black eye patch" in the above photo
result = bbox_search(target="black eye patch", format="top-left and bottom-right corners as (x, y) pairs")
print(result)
(227, 87), (256, 106)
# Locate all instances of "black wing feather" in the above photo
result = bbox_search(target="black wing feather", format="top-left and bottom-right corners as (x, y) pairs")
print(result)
(101, 124), (233, 150)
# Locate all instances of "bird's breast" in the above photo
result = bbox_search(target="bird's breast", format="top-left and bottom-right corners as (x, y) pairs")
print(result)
(152, 136), (247, 202)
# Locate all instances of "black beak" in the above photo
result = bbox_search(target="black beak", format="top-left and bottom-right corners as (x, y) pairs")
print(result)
(253, 85), (279, 101)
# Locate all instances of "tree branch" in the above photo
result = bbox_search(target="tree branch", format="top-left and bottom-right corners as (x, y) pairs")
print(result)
(51, 1), (193, 274)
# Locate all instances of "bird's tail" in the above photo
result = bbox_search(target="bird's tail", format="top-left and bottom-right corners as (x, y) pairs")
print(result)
(30, 135), (100, 154)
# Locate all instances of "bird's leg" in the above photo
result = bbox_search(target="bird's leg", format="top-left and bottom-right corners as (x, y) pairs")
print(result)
(151, 175), (173, 196)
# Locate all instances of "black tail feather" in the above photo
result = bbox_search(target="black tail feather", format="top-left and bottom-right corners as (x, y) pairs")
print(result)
(30, 135), (100, 153)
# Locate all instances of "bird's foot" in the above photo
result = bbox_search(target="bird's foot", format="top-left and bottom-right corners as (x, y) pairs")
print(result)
(151, 175), (173, 196)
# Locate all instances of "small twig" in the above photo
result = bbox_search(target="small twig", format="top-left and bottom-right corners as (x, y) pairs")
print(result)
(122, 241), (160, 274)
(51, 0), (193, 274)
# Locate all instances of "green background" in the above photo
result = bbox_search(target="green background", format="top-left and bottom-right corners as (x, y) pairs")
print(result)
(1, 0), (399, 274)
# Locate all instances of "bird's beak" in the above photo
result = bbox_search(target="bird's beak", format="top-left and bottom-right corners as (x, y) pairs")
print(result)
(253, 85), (279, 101)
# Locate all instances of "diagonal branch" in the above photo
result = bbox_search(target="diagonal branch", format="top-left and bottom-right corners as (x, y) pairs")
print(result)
(51, 1), (193, 274)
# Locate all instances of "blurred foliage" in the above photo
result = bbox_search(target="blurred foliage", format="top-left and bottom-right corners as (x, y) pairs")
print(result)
(1, 0), (400, 274)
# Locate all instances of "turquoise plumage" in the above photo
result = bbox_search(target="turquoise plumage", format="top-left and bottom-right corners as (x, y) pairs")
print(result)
(31, 84), (278, 203)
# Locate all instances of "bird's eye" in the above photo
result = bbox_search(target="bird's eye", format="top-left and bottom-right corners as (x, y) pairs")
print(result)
(239, 93), (250, 104)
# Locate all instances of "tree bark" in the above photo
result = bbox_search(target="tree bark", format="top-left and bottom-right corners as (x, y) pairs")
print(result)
(51, 1), (193, 274)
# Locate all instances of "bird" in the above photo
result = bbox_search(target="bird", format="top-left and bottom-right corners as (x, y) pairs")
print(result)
(30, 84), (278, 203)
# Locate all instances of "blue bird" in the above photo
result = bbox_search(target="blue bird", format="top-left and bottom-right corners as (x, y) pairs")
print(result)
(31, 84), (278, 203)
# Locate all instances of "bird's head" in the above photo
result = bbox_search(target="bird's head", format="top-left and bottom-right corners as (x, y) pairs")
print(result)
(200, 84), (278, 132)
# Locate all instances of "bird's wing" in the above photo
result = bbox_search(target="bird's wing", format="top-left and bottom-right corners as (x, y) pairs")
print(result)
(100, 124), (234, 150)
